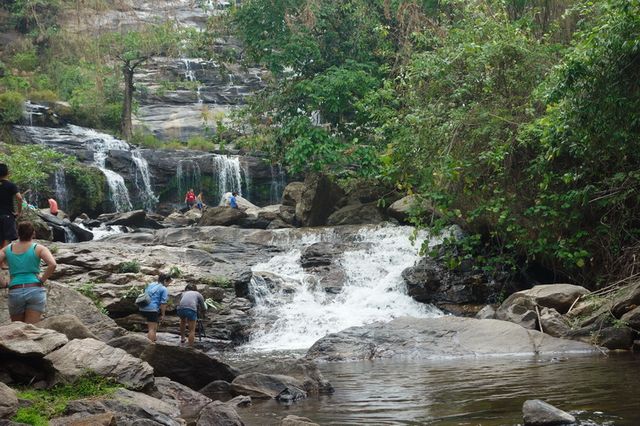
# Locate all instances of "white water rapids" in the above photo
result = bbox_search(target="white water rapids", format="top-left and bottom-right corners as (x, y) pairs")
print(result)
(245, 224), (443, 351)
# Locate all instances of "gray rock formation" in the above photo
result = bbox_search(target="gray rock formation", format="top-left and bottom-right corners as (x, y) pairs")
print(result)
(44, 338), (154, 390)
(295, 174), (344, 227)
(196, 401), (245, 426)
(326, 202), (385, 226)
(496, 284), (590, 330)
(231, 373), (307, 401)
(0, 382), (18, 419)
(522, 399), (576, 425)
(281, 415), (320, 426)
(238, 359), (333, 395)
(306, 316), (601, 361)
(199, 206), (247, 226)
(153, 377), (212, 422)
(387, 194), (440, 223)
(63, 388), (184, 426)
(35, 314), (98, 341)
(0, 322), (68, 356)
(107, 334), (238, 389)
(402, 255), (497, 314)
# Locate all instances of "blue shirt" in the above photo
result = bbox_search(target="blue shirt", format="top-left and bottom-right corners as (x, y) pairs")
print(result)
(139, 282), (168, 312)
(230, 195), (238, 209)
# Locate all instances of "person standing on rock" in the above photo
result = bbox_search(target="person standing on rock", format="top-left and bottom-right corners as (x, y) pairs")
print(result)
(177, 283), (206, 347)
(0, 164), (23, 252)
(139, 273), (171, 343)
(0, 221), (57, 324)
(185, 188), (196, 209)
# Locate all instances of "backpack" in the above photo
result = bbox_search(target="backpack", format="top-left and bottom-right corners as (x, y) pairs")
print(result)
(136, 284), (159, 308)
(186, 192), (196, 202)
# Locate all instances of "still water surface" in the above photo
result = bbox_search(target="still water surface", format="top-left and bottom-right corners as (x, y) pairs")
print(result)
(235, 353), (640, 425)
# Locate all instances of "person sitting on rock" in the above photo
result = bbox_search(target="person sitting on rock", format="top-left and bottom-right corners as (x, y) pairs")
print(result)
(139, 273), (171, 343)
(229, 191), (239, 209)
(196, 192), (204, 210)
(0, 221), (57, 324)
(184, 189), (196, 209)
(177, 283), (206, 347)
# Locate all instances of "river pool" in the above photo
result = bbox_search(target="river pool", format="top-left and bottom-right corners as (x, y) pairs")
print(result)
(233, 353), (640, 425)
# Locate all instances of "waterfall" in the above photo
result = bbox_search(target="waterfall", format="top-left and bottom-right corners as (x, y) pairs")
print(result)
(211, 154), (243, 202)
(176, 159), (202, 202)
(131, 150), (159, 211)
(53, 169), (68, 211)
(245, 225), (443, 351)
(269, 164), (286, 204)
(182, 59), (203, 104)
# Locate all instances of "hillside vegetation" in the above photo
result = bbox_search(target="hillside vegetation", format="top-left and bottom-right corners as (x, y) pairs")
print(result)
(1, 0), (639, 287)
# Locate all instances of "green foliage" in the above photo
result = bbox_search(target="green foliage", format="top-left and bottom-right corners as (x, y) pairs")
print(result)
(118, 260), (141, 274)
(0, 145), (72, 193)
(77, 282), (108, 314)
(0, 91), (25, 124)
(13, 374), (119, 425)
(168, 266), (182, 278)
(11, 48), (38, 71)
(201, 275), (231, 288)
(131, 132), (165, 149)
(66, 165), (106, 211)
(186, 136), (215, 151)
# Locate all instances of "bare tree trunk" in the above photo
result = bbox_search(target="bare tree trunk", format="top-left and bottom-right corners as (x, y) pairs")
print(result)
(121, 63), (134, 141)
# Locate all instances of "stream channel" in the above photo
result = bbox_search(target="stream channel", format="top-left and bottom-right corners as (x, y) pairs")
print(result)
(220, 224), (640, 425)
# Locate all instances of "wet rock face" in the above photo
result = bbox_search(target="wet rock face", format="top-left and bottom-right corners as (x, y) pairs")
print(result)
(295, 174), (345, 227)
(402, 256), (497, 313)
(522, 399), (576, 426)
(300, 242), (347, 294)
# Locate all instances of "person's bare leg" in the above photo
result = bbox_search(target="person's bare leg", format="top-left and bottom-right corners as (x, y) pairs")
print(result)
(188, 319), (196, 347)
(147, 322), (158, 342)
(179, 318), (186, 343)
(1, 240), (8, 269)
(10, 313), (25, 322)
(23, 309), (42, 324)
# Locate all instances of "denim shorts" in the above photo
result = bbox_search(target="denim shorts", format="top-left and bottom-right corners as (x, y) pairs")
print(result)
(177, 307), (197, 321)
(8, 286), (46, 316)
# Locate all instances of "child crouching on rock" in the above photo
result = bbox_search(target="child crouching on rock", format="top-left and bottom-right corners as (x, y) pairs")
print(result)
(177, 283), (206, 347)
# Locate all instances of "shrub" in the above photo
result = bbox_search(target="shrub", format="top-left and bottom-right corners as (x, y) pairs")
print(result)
(186, 136), (215, 151)
(118, 260), (141, 274)
(0, 91), (25, 124)
(168, 266), (182, 278)
(11, 49), (38, 72)
(131, 132), (164, 149)
(28, 89), (58, 102)
(13, 374), (119, 425)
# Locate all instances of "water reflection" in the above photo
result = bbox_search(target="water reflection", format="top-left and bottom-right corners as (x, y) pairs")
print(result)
(238, 354), (640, 425)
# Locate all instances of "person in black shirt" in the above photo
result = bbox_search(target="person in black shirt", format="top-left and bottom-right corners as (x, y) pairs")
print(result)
(0, 164), (23, 250)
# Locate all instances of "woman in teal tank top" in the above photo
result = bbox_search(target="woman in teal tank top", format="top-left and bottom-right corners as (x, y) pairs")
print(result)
(0, 221), (57, 323)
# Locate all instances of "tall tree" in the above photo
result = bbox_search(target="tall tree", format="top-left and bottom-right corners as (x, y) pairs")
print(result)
(101, 24), (179, 140)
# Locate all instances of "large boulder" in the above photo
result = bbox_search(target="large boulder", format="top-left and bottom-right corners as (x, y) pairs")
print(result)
(35, 314), (98, 341)
(538, 308), (572, 338)
(387, 195), (440, 223)
(522, 399), (576, 425)
(0, 382), (18, 419)
(105, 210), (147, 227)
(50, 412), (116, 425)
(402, 256), (496, 311)
(108, 334), (238, 390)
(230, 373), (307, 401)
(299, 242), (347, 294)
(44, 338), (154, 390)
(295, 174), (344, 227)
(326, 203), (385, 226)
(153, 377), (212, 422)
(305, 316), (601, 361)
(611, 281), (640, 318)
(281, 182), (305, 207)
(0, 322), (68, 356)
(63, 388), (183, 426)
(496, 284), (590, 330)
(199, 206), (247, 226)
(196, 401), (245, 426)
(239, 359), (333, 395)
(281, 415), (319, 426)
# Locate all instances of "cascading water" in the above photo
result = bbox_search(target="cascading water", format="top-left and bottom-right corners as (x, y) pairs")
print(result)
(68, 125), (156, 212)
(176, 159), (202, 200)
(182, 58), (203, 104)
(269, 164), (286, 204)
(53, 169), (68, 210)
(245, 225), (443, 351)
(211, 154), (243, 201)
